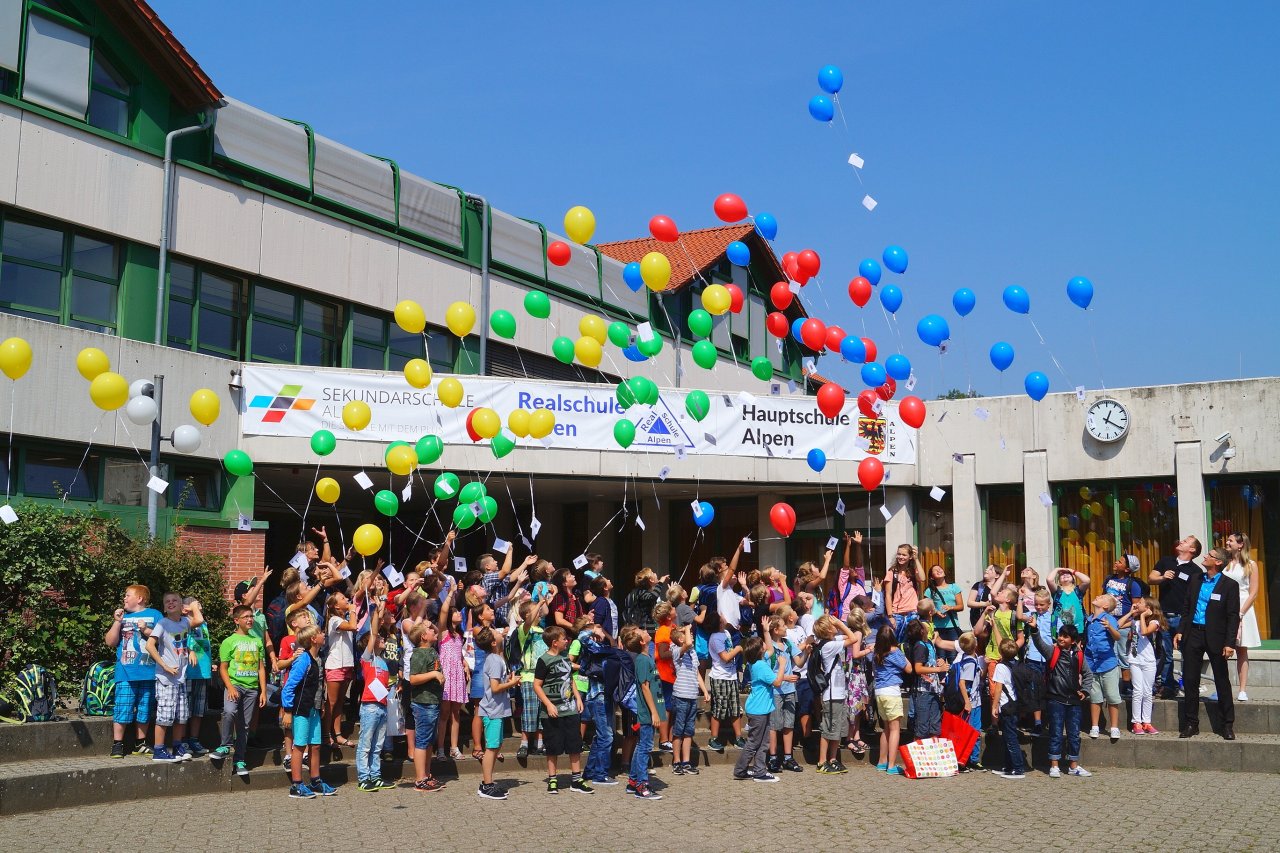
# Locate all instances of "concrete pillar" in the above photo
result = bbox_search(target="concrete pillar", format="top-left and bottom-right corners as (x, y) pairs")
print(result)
(951, 454), (983, 588)
(1023, 450), (1053, 571)
(1175, 441), (1207, 545)
(883, 487), (915, 550)
(584, 499), (616, 563)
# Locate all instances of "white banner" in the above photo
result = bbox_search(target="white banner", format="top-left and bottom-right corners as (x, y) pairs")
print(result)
(240, 366), (917, 463)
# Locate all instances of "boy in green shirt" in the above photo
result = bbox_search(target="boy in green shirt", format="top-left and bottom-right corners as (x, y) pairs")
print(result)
(211, 605), (267, 776)
(407, 620), (445, 793)
(533, 625), (591, 795)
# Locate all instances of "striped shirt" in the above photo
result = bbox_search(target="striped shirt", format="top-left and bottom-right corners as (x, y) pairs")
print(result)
(673, 646), (700, 700)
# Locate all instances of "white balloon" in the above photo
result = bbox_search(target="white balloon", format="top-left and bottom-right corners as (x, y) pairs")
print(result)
(124, 395), (158, 425)
(128, 378), (154, 399)
(171, 424), (202, 454)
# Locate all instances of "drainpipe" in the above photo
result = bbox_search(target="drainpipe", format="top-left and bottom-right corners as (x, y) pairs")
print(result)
(154, 111), (216, 345)
(466, 193), (491, 375)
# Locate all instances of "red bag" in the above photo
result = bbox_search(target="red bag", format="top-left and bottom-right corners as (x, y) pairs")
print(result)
(941, 710), (980, 764)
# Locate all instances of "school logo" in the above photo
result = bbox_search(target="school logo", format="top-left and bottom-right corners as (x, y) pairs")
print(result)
(634, 399), (695, 448)
(857, 415), (886, 455)
(248, 384), (316, 423)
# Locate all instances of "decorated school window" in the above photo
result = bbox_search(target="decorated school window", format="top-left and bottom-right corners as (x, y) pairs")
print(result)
(1054, 480), (1177, 593)
(0, 214), (120, 332)
(983, 488), (1025, 569)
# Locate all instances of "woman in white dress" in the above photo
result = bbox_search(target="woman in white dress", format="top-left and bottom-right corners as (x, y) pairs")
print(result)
(1224, 532), (1262, 700)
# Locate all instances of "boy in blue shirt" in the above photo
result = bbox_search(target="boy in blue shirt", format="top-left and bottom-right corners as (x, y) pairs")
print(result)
(1017, 589), (1055, 737)
(733, 628), (788, 782)
(105, 584), (163, 758)
(1085, 594), (1123, 740)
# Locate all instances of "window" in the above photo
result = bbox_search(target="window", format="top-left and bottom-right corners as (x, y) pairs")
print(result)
(1208, 477), (1275, 639)
(984, 488), (1024, 568)
(350, 307), (450, 372)
(919, 489), (955, 579)
(248, 285), (341, 366)
(731, 332), (750, 361)
(0, 215), (119, 332)
(170, 468), (217, 510)
(1054, 480), (1177, 593)
(1056, 483), (1118, 578)
(102, 457), (153, 507)
(87, 54), (130, 136)
(24, 448), (97, 500)
(166, 261), (246, 358)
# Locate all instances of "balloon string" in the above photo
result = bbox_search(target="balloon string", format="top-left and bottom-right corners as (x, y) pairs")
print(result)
(674, 239), (711, 289)
(677, 528), (705, 587)
(253, 473), (303, 519)
(581, 507), (625, 557)
(1028, 317), (1074, 388)
(299, 461), (320, 542)
(5, 382), (12, 500)
(113, 411), (153, 474)
(63, 411), (107, 501)
(958, 318), (974, 395)
(1086, 310), (1106, 390)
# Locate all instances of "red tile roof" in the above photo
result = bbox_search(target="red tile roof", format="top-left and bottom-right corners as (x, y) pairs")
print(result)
(598, 223), (785, 294)
(100, 0), (223, 111)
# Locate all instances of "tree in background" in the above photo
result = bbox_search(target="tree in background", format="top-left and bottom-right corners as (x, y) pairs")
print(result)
(937, 388), (982, 400)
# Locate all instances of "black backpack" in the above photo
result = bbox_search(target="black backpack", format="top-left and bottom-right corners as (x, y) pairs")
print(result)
(265, 593), (288, 649)
(806, 639), (839, 697)
(1005, 660), (1043, 716)
(942, 657), (968, 715)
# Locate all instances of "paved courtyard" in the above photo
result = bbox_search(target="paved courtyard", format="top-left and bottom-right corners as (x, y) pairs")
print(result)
(5, 765), (1280, 851)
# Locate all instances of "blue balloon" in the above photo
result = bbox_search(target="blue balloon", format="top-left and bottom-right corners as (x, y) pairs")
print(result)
(754, 212), (778, 241)
(808, 95), (834, 122)
(861, 361), (887, 387)
(693, 500), (715, 528)
(791, 317), (807, 343)
(882, 245), (908, 274)
(818, 64), (844, 95)
(806, 448), (827, 473)
(916, 314), (951, 347)
(952, 288), (976, 317)
(623, 344), (648, 363)
(989, 341), (1015, 372)
(726, 240), (750, 266)
(1168, 495), (1178, 509)
(1066, 276), (1094, 309)
(879, 284), (903, 314)
(858, 258), (882, 285)
(1024, 370), (1049, 401)
(839, 335), (866, 363)
(885, 354), (912, 381)
(1002, 285), (1030, 314)
(622, 262), (644, 293)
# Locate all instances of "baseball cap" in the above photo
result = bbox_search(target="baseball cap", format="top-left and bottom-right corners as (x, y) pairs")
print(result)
(233, 579), (253, 603)
(1125, 555), (1140, 572)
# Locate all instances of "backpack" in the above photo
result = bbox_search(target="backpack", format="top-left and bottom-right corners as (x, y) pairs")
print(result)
(265, 593), (288, 649)
(942, 657), (968, 715)
(576, 635), (606, 683)
(505, 625), (529, 670)
(81, 661), (115, 717)
(1004, 660), (1042, 717)
(0, 664), (58, 723)
(806, 640), (839, 698)
(613, 650), (638, 713)
(1048, 645), (1085, 683)
(622, 587), (658, 629)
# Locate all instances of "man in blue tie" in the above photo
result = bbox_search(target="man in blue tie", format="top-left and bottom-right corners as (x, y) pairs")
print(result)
(1174, 547), (1240, 740)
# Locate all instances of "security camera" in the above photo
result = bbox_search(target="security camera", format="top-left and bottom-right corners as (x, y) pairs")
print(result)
(1214, 431), (1231, 444)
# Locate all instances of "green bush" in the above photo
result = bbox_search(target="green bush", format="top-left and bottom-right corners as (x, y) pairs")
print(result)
(0, 502), (229, 692)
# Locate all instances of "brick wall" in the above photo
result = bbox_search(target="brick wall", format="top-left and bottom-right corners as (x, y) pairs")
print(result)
(176, 526), (266, 602)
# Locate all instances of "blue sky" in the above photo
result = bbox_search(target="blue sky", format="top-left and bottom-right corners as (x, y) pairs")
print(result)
(155, 1), (1279, 398)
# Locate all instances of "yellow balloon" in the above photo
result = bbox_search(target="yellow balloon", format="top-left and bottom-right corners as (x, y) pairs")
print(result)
(438, 377), (464, 408)
(529, 407), (556, 439)
(472, 407), (501, 439)
(1067, 529), (1079, 542)
(353, 523), (384, 557)
(579, 314), (607, 346)
(1058, 516), (1069, 530)
(342, 400), (372, 431)
(1089, 501), (1103, 516)
(0, 337), (32, 380)
(575, 336), (603, 368)
(445, 301), (476, 338)
(316, 477), (341, 504)
(563, 205), (596, 245)
(387, 444), (417, 476)
(89, 371), (128, 411)
(508, 408), (531, 438)
(640, 251), (672, 292)
(1078, 486), (1091, 500)
(701, 284), (731, 316)
(403, 358), (433, 389)
(76, 347), (110, 381)
(1085, 531), (1098, 544)
(189, 388), (220, 426)
(394, 299), (426, 334)
(1119, 510), (1129, 522)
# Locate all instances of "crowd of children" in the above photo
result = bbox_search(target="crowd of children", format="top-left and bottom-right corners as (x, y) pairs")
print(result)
(100, 527), (1241, 799)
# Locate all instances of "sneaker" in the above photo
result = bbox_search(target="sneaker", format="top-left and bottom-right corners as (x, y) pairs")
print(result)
(1238, 691), (1249, 702)
(152, 746), (181, 763)
(590, 775), (619, 785)
(829, 761), (849, 774)
(1132, 724), (1145, 735)
(283, 755), (292, 772)
(765, 758), (781, 774)
(683, 763), (700, 775)
(1109, 727), (1121, 740)
(958, 764), (975, 774)
(449, 747), (465, 761)
(516, 743), (529, 760)
(1142, 723), (1160, 735)
(782, 757), (804, 773)
(414, 777), (445, 793)
(478, 782), (507, 800)
(873, 763), (888, 772)
(885, 766), (904, 776)
(1068, 766), (1093, 777)
(1049, 766), (1061, 778)
(659, 741), (674, 753)
(754, 772), (780, 783)
(185, 739), (209, 757)
(971, 762), (987, 772)
(234, 761), (249, 777)
(632, 784), (662, 800)
(210, 745), (230, 762)
(998, 771), (1026, 780)
(815, 762), (831, 774)
(546, 778), (559, 795)
(530, 744), (545, 756)
(310, 779), (337, 796)
(358, 779), (379, 792)
(732, 772), (754, 780)
(110, 741), (126, 759)
(733, 736), (747, 748)
(288, 782), (317, 799)
(569, 778), (594, 795)
(1088, 726), (1100, 739)
(672, 762), (686, 776)
(376, 778), (396, 790)
(707, 738), (725, 753)
(133, 744), (154, 757)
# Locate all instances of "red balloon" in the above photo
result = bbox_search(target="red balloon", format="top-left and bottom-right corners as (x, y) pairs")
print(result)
(547, 240), (571, 266)
(783, 255), (800, 282)
(649, 215), (679, 243)
(816, 383), (846, 419)
(861, 337), (878, 363)
(800, 318), (826, 351)
(798, 249), (821, 279)
(899, 395), (926, 429)
(770, 281), (793, 310)
(857, 389), (879, 418)
(858, 456), (884, 491)
(770, 502), (797, 537)
(725, 283), (745, 314)
(848, 277), (872, 307)
(766, 311), (790, 338)
(713, 193), (748, 223)
(876, 376), (897, 401)
(465, 408), (481, 442)
(825, 325), (846, 353)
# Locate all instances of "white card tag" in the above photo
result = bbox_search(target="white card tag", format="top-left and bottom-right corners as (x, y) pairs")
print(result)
(354, 471), (374, 490)
(539, 437), (554, 448)
(146, 475), (169, 494)
(367, 679), (389, 701)
(835, 498), (846, 515)
(999, 436), (1007, 451)
(1178, 572), (1189, 581)
(879, 505), (893, 521)
(788, 280), (801, 295)
(1075, 386), (1087, 402)
(493, 538), (512, 555)
(776, 339), (784, 353)
(573, 554), (589, 569)
(338, 566), (351, 580)
(1038, 492), (1053, 508)
(702, 433), (717, 446)
(862, 195), (878, 211)
(871, 400), (884, 415)
(853, 436), (871, 451)
(530, 517), (542, 539)
(401, 480), (413, 502)
(635, 516), (646, 531)
(436, 478), (455, 497)
(973, 407), (989, 421)
(952, 452), (965, 463)
(737, 390), (757, 406)
(0, 504), (16, 524)
(675, 447), (687, 461)
(237, 513), (253, 531)
(453, 557), (467, 573)
(383, 566), (405, 587)
(742, 536), (752, 554)
(1211, 593), (1222, 601)
(848, 152), (865, 169)
(690, 499), (703, 517)
(500, 427), (517, 443)
(826, 536), (839, 551)
(470, 501), (483, 518)
(802, 357), (816, 373)
(657, 466), (671, 482)
(290, 552), (310, 572)
(770, 381), (782, 396)
(938, 341), (949, 354)
(521, 535), (533, 549)
(905, 375), (917, 392)
(637, 322), (656, 342)
(930, 486), (946, 502)
(787, 380), (798, 394)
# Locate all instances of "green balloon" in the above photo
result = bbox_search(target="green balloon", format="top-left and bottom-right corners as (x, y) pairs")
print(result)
(459, 481), (487, 505)
(616, 380), (638, 409)
(310, 429), (336, 457)
(415, 434), (443, 465)
(751, 356), (772, 382)
(637, 376), (659, 405)
(686, 390), (710, 422)
(490, 309), (517, 339)
(607, 322), (631, 348)
(691, 339), (717, 370)
(1123, 497), (1136, 512)
(614, 419), (636, 448)
(524, 290), (551, 319)
(1080, 505), (1092, 521)
(384, 440), (411, 460)
(637, 335), (663, 357)
(552, 336), (575, 364)
(479, 495), (499, 524)
(491, 431), (515, 458)
(223, 450), (253, 478)
(687, 309), (713, 339)
(453, 503), (477, 530)
(434, 472), (460, 501)
(374, 489), (399, 517)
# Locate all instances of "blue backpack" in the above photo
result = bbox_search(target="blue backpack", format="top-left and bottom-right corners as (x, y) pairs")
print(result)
(81, 662), (115, 717)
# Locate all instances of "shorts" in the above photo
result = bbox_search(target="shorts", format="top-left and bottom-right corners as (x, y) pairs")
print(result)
(660, 680), (674, 712)
(769, 694), (797, 731)
(292, 709), (323, 746)
(112, 679), (154, 725)
(325, 666), (355, 682)
(819, 698), (851, 740)
(482, 716), (506, 750)
(1088, 666), (1122, 705)
(186, 678), (208, 719)
(709, 678), (740, 721)
(695, 633), (709, 658)
(154, 680), (190, 727)
(519, 682), (541, 733)
(469, 671), (486, 701)
(670, 695), (698, 739)
(541, 713), (583, 756)
(412, 702), (441, 750)
(795, 679), (813, 716)
(875, 690), (905, 722)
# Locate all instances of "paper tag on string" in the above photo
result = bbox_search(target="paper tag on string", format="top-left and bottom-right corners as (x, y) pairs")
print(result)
(675, 447), (687, 461)
(530, 517), (542, 539)
(147, 475), (169, 495)
(826, 536), (839, 551)
(871, 400), (884, 415)
(571, 554), (588, 570)
(366, 679), (389, 702)
(0, 505), (16, 525)
(500, 427), (517, 443)
(952, 452), (965, 463)
(690, 500), (704, 517)
(879, 505), (893, 521)
(383, 565), (404, 587)
(354, 471), (374, 490)
(1038, 492), (1053, 508)
(289, 552), (310, 572)
(862, 195), (878, 211)
(770, 381), (782, 396)
(883, 469), (892, 482)
(637, 322), (656, 343)
(788, 280), (801, 295)
(470, 502), (483, 518)
(657, 466), (670, 482)
(453, 557), (467, 573)
(1075, 386), (1087, 402)
(436, 478), (455, 497)
(722, 394), (733, 407)
(973, 407), (990, 422)
(635, 516), (646, 531)
(742, 536), (752, 554)
(930, 486), (946, 502)
(401, 480), (413, 502)
(521, 535), (533, 549)
(775, 339), (784, 354)
(237, 513), (252, 531)
(802, 357), (816, 374)
(905, 375), (917, 392)
(493, 538), (511, 555)
(338, 565), (351, 580)
(999, 436), (1007, 451)
(702, 433), (717, 446)
(848, 152), (865, 169)
(938, 342), (949, 354)
(938, 412), (947, 423)
(787, 381), (798, 394)
(835, 498), (846, 516)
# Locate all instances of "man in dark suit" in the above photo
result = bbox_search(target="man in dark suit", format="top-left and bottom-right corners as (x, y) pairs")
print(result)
(1174, 547), (1240, 740)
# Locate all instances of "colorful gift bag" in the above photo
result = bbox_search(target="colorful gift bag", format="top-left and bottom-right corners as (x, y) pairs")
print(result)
(898, 736), (959, 779)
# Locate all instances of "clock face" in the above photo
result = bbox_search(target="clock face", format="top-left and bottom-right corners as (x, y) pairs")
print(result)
(1086, 399), (1129, 442)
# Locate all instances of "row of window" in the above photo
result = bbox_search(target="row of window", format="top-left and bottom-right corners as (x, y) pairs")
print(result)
(1, 442), (218, 510)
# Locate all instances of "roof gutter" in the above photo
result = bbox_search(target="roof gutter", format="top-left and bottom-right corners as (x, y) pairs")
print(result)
(154, 110), (216, 345)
